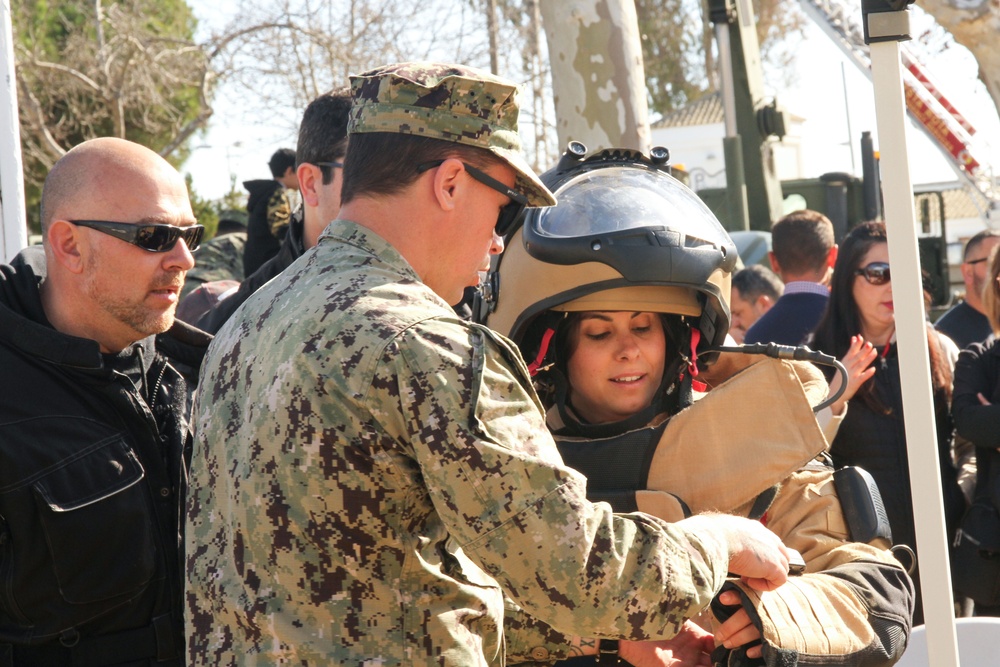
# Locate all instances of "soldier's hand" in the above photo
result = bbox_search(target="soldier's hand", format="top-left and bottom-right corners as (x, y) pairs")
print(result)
(620, 621), (714, 667)
(683, 514), (790, 591)
(713, 589), (764, 659)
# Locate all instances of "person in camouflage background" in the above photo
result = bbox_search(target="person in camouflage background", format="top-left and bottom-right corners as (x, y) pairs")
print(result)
(180, 209), (248, 300)
(185, 62), (794, 667)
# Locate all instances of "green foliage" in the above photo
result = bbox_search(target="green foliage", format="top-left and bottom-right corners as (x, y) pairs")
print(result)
(13, 0), (208, 233)
(185, 174), (250, 241)
(636, 0), (805, 116)
(187, 174), (220, 240)
(636, 0), (709, 115)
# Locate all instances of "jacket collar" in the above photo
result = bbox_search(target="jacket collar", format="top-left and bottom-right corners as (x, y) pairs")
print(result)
(0, 246), (210, 374)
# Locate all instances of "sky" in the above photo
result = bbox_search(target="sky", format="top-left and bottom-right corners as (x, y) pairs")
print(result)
(181, 1), (1000, 204)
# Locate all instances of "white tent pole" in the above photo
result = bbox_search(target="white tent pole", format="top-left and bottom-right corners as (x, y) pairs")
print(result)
(1, 0), (28, 263)
(868, 15), (960, 667)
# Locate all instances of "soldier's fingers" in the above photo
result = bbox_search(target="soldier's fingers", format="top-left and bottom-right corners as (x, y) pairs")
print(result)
(718, 611), (760, 649)
(716, 608), (752, 641)
(717, 589), (742, 607)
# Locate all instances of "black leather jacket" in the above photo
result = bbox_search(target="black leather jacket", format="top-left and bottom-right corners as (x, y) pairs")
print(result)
(954, 336), (1000, 504)
(0, 248), (209, 665)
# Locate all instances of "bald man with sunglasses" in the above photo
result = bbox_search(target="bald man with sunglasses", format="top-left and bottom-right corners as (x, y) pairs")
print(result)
(0, 137), (209, 666)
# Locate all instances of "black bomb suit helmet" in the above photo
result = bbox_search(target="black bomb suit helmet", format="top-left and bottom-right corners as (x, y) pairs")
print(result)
(479, 144), (738, 407)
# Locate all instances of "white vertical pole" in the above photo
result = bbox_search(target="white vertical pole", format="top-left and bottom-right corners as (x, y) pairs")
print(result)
(870, 36), (960, 667)
(0, 0), (28, 263)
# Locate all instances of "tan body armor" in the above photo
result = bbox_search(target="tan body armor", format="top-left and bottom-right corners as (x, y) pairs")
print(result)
(551, 358), (911, 666)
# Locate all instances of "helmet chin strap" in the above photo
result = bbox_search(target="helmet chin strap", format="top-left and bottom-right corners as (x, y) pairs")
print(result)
(527, 327), (556, 376)
(687, 328), (701, 377)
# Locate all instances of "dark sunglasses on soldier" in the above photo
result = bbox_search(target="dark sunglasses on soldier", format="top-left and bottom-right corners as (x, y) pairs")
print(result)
(417, 161), (528, 237)
(854, 262), (891, 285)
(69, 219), (205, 253)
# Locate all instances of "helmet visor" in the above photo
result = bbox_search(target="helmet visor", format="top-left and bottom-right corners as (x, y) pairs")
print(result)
(533, 167), (732, 248)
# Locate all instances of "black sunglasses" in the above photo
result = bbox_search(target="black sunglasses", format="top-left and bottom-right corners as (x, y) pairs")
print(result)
(417, 161), (528, 237)
(314, 161), (344, 175)
(854, 262), (891, 285)
(70, 220), (204, 253)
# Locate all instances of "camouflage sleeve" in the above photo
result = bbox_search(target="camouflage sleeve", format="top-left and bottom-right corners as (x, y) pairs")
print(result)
(375, 320), (731, 641)
(265, 188), (291, 238)
(713, 469), (913, 665)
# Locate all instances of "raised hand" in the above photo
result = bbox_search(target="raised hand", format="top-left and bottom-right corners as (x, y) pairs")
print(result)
(828, 335), (878, 415)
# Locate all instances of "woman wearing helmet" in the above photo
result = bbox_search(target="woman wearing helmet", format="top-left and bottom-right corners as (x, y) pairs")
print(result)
(482, 147), (913, 667)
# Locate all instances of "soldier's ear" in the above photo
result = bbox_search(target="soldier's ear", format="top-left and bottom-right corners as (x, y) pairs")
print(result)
(46, 220), (87, 274)
(298, 163), (322, 208)
(429, 158), (463, 213)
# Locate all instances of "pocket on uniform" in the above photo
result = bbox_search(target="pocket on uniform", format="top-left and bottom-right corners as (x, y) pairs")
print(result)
(31, 437), (155, 605)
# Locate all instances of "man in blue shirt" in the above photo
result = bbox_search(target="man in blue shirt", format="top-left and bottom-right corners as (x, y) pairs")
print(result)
(745, 209), (837, 346)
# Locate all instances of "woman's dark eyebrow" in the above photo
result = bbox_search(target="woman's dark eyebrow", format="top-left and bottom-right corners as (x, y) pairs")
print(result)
(579, 312), (646, 322)
(579, 313), (614, 322)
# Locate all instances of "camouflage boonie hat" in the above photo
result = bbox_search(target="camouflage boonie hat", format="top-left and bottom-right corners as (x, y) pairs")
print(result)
(348, 62), (556, 207)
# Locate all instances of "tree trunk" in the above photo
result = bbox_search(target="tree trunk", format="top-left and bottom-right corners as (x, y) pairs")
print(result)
(918, 0), (1000, 118)
(486, 0), (499, 74)
(539, 0), (650, 153)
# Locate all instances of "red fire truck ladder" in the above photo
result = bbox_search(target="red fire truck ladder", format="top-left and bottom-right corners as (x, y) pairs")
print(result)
(797, 0), (997, 209)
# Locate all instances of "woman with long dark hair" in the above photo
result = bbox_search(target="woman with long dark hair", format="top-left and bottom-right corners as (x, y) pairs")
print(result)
(811, 220), (962, 623)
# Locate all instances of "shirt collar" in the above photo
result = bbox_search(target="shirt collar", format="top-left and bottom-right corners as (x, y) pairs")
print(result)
(782, 281), (830, 296)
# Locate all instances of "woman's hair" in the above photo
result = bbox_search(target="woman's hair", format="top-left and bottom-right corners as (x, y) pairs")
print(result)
(811, 220), (951, 414)
(982, 243), (1000, 335)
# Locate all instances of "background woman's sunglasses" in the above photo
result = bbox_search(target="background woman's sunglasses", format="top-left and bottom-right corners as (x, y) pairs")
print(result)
(854, 261), (891, 285)
(70, 220), (205, 252)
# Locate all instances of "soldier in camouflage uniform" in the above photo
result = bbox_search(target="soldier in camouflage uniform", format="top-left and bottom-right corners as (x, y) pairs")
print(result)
(180, 209), (248, 300)
(185, 62), (794, 667)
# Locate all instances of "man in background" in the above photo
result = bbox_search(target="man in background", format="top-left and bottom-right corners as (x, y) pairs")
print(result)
(745, 209), (837, 346)
(243, 147), (299, 275)
(730, 264), (783, 343)
(0, 137), (207, 665)
(194, 89), (351, 334)
(935, 228), (1000, 349)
